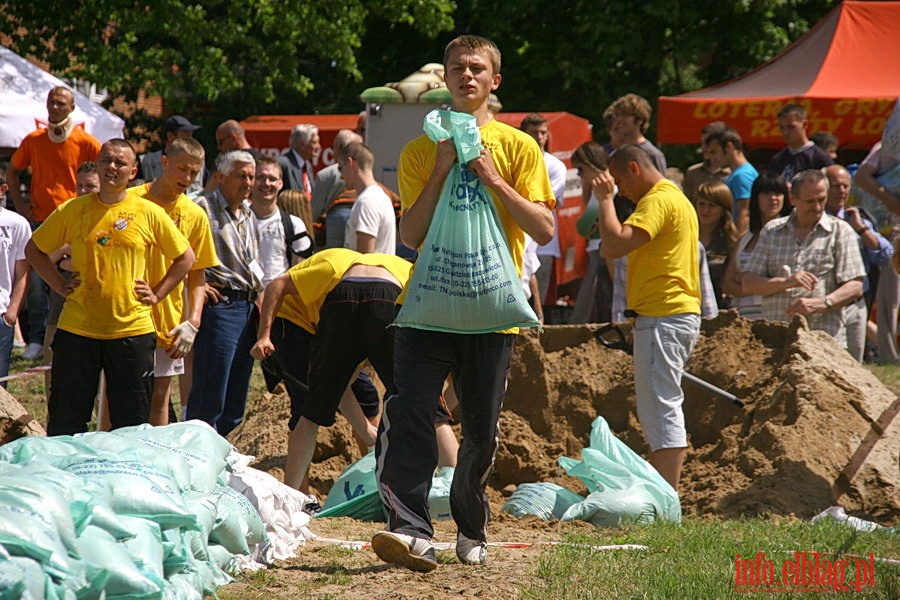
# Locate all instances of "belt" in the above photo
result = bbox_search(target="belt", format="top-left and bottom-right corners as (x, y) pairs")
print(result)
(220, 288), (255, 301)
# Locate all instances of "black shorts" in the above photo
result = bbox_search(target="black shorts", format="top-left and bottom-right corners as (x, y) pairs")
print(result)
(304, 278), (399, 426)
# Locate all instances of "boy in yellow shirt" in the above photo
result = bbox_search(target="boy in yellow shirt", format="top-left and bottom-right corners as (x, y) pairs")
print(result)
(251, 249), (414, 497)
(372, 35), (554, 572)
(25, 139), (195, 435)
(132, 137), (219, 425)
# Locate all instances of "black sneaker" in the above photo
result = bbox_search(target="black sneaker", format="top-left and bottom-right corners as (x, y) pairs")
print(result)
(371, 531), (437, 572)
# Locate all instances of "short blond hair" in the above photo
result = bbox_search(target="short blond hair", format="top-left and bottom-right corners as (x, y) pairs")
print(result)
(167, 137), (205, 162)
(443, 35), (501, 74)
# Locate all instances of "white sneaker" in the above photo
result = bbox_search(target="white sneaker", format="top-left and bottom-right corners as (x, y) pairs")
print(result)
(456, 532), (487, 565)
(22, 343), (43, 361)
(371, 531), (437, 572)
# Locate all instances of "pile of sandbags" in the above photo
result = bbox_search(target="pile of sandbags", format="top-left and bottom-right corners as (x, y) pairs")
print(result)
(0, 421), (314, 599)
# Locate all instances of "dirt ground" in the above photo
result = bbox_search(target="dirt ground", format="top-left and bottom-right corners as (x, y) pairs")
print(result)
(221, 311), (900, 598)
(1, 312), (895, 598)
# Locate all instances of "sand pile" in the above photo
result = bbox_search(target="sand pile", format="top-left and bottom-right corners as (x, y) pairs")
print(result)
(229, 311), (899, 523)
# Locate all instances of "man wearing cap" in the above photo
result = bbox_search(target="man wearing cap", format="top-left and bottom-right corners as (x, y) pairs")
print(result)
(7, 86), (101, 361)
(138, 115), (206, 196)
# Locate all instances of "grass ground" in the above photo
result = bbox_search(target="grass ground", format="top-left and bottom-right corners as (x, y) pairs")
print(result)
(521, 518), (899, 600)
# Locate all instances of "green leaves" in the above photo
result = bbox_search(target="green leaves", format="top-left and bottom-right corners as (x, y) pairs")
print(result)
(4, 0), (455, 136)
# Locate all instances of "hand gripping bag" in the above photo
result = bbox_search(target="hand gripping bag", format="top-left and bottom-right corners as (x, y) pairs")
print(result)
(393, 109), (540, 333)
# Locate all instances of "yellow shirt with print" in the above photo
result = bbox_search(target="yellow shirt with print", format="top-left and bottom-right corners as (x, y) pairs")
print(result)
(396, 119), (555, 323)
(623, 179), (701, 317)
(133, 183), (220, 347)
(32, 192), (191, 339)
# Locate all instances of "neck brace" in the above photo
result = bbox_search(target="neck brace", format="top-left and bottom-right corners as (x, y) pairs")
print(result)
(47, 117), (75, 143)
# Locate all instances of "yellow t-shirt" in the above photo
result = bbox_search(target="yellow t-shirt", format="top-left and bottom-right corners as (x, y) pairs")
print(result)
(277, 249), (413, 333)
(396, 119), (554, 313)
(277, 249), (361, 333)
(348, 253), (413, 285)
(623, 179), (701, 316)
(133, 183), (220, 346)
(32, 192), (191, 339)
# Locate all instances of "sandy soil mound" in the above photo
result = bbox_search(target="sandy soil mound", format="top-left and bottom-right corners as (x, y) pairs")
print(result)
(230, 311), (899, 523)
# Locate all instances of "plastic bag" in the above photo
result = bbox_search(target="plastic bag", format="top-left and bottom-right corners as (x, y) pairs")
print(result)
(225, 456), (314, 562)
(393, 109), (539, 334)
(500, 483), (584, 521)
(208, 486), (267, 556)
(427, 467), (454, 521)
(75, 525), (165, 600)
(109, 421), (233, 493)
(318, 453), (456, 522)
(558, 417), (681, 527)
(54, 456), (198, 531)
(317, 451), (383, 521)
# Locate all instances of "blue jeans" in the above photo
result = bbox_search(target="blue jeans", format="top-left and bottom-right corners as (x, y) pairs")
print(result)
(325, 205), (353, 249)
(0, 318), (14, 388)
(187, 298), (257, 436)
(26, 221), (48, 345)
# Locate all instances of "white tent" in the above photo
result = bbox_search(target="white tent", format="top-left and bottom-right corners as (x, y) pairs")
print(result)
(0, 45), (124, 148)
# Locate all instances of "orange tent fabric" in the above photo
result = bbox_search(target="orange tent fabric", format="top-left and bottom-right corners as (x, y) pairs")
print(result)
(657, 1), (900, 149)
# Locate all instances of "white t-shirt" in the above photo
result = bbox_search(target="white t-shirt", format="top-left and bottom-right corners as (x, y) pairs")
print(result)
(255, 209), (312, 287)
(536, 151), (567, 258)
(345, 184), (396, 255)
(521, 235), (541, 298)
(0, 208), (31, 314)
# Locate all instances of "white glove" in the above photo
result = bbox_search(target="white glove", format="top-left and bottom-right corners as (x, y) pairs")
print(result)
(168, 321), (199, 357)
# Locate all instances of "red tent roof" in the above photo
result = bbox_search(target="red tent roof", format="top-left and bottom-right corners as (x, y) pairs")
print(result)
(658, 1), (900, 148)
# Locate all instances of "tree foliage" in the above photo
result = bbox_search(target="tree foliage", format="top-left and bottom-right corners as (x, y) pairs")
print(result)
(5, 0), (840, 160)
(4, 0), (454, 142)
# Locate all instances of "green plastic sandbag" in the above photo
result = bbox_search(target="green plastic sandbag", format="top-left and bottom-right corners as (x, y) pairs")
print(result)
(558, 417), (681, 527)
(393, 109), (540, 334)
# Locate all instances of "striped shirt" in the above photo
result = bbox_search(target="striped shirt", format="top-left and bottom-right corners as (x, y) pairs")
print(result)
(746, 212), (866, 338)
(194, 189), (262, 293)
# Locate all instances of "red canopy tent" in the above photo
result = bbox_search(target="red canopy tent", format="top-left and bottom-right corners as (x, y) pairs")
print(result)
(658, 1), (900, 149)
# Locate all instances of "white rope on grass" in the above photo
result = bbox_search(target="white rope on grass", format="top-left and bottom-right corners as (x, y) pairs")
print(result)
(0, 364), (52, 383)
(312, 537), (648, 552)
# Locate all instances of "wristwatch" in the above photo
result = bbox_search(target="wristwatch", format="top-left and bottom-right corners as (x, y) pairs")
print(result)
(824, 296), (834, 309)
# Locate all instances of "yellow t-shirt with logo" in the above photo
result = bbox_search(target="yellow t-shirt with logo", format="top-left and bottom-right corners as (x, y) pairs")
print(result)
(623, 179), (701, 316)
(277, 249), (412, 333)
(396, 119), (554, 331)
(32, 192), (191, 339)
(133, 183), (220, 346)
